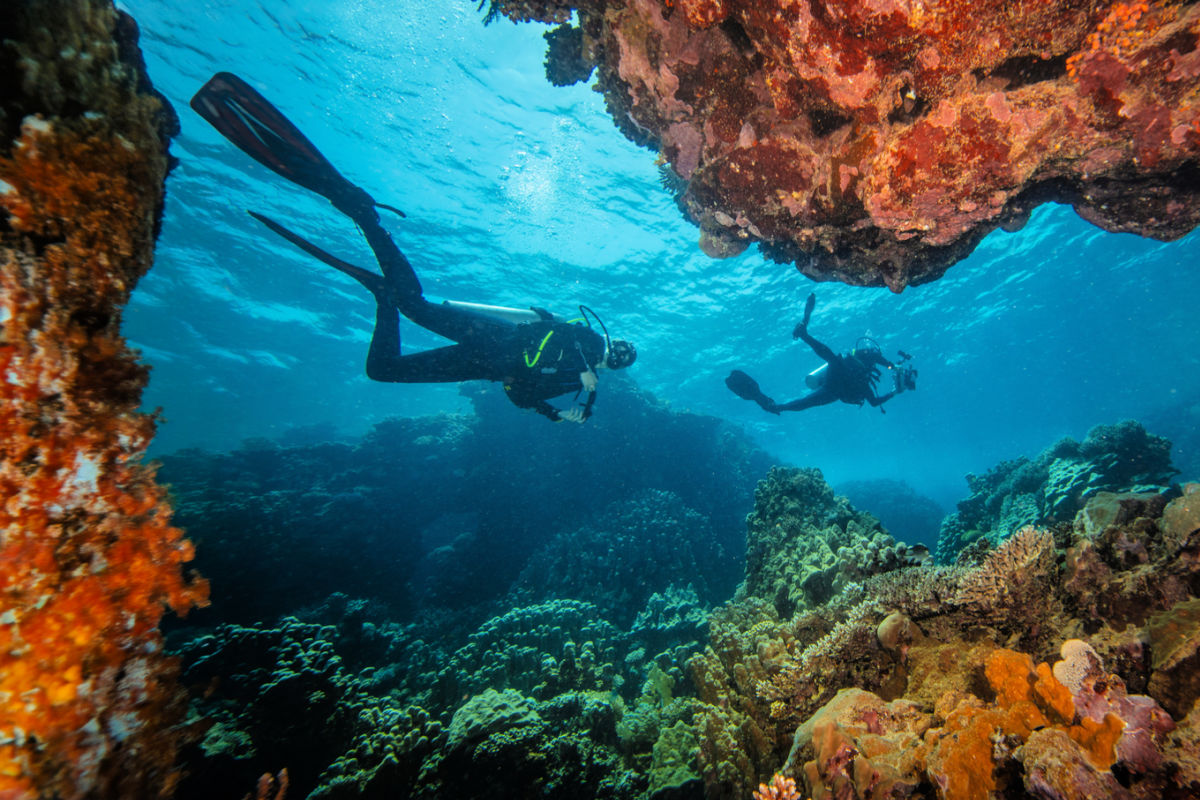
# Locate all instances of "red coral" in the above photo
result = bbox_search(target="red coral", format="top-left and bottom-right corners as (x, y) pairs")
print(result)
(513, 0), (1200, 288)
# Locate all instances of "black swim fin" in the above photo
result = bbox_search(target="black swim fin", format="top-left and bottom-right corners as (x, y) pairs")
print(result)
(803, 292), (816, 327)
(247, 211), (388, 299)
(191, 72), (379, 219)
(725, 370), (779, 414)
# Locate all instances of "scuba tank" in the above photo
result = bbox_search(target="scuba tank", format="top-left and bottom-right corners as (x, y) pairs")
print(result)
(805, 363), (828, 389)
(439, 300), (552, 325)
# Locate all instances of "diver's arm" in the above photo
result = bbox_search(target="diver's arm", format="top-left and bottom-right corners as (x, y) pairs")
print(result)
(866, 390), (895, 407)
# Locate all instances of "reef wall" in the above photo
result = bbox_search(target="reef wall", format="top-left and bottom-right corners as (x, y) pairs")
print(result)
(485, 0), (1200, 290)
(0, 2), (207, 796)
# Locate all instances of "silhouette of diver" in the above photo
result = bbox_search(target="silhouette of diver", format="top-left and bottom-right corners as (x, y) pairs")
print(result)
(191, 73), (635, 424)
(726, 293), (916, 415)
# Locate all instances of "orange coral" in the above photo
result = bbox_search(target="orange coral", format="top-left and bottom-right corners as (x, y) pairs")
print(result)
(1, 117), (208, 796)
(752, 772), (800, 800)
(1067, 1), (1161, 78)
(926, 648), (1125, 799)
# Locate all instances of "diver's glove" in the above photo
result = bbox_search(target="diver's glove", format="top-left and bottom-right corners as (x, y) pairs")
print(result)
(559, 407), (586, 424)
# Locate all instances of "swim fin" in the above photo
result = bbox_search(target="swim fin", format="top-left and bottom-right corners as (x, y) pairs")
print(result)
(725, 370), (779, 414)
(247, 210), (388, 299)
(191, 72), (377, 219)
(803, 292), (816, 327)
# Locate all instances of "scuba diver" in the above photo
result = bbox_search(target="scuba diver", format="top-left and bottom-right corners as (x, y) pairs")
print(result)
(191, 73), (635, 423)
(726, 293), (916, 415)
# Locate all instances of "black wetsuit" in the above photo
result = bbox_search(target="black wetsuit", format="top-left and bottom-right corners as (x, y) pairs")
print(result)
(351, 207), (605, 421)
(776, 327), (895, 412)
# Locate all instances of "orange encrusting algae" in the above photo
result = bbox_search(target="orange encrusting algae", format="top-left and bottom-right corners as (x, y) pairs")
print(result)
(1, 118), (208, 796)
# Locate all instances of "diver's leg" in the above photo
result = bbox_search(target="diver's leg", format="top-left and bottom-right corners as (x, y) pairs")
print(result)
(774, 388), (837, 412)
(350, 214), (512, 347)
(795, 328), (838, 363)
(365, 302), (498, 383)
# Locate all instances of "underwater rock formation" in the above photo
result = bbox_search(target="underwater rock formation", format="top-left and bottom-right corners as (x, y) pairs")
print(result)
(483, 0), (1200, 289)
(509, 488), (731, 622)
(688, 460), (1200, 797)
(0, 2), (208, 796)
(935, 419), (1177, 563)
(744, 467), (928, 617)
(160, 379), (772, 624)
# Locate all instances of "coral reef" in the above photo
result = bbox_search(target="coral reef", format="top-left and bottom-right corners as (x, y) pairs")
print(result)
(687, 432), (1199, 798)
(159, 379), (771, 624)
(484, 0), (1200, 289)
(171, 592), (705, 798)
(508, 488), (728, 622)
(744, 467), (928, 617)
(936, 420), (1177, 563)
(0, 2), (207, 796)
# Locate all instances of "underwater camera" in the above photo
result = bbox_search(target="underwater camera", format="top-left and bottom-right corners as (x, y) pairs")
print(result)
(894, 363), (918, 393)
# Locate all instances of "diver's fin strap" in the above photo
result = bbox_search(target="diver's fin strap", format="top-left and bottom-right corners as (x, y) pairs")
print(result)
(247, 211), (386, 297)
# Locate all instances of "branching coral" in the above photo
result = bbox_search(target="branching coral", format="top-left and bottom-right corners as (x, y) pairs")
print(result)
(0, 3), (207, 796)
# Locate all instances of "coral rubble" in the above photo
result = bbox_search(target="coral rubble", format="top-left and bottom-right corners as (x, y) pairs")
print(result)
(0, 2), (207, 796)
(484, 0), (1200, 289)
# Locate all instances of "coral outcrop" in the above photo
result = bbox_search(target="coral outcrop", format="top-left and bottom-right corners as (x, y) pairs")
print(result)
(508, 488), (727, 622)
(688, 436), (1199, 798)
(0, 2), (207, 796)
(936, 420), (1177, 563)
(744, 467), (928, 617)
(483, 0), (1200, 289)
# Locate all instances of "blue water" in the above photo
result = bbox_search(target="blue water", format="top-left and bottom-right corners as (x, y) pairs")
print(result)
(118, 0), (1200, 509)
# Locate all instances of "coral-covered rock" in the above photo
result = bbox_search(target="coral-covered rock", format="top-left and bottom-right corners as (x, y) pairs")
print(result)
(486, 0), (1200, 289)
(1162, 482), (1200, 547)
(1146, 597), (1200, 719)
(745, 467), (926, 617)
(936, 420), (1176, 563)
(1018, 728), (1133, 800)
(783, 688), (930, 799)
(0, 2), (207, 796)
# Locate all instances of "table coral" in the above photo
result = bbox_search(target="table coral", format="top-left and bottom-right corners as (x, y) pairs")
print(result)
(485, 0), (1200, 289)
(0, 2), (207, 796)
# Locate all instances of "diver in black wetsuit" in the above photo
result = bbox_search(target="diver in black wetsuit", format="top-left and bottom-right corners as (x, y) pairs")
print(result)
(726, 293), (916, 415)
(191, 73), (636, 423)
